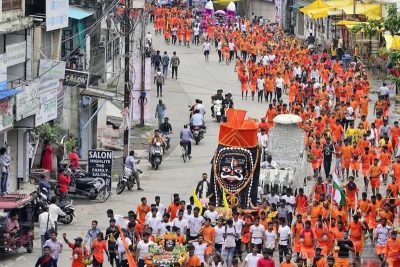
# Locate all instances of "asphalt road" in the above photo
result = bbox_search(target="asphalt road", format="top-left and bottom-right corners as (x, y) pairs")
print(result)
(1, 26), (389, 266)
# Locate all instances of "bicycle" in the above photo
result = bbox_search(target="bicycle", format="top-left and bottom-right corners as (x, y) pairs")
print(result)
(181, 143), (189, 162)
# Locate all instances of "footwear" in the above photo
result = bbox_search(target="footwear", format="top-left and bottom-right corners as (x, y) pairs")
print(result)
(137, 188), (144, 191)
(188, 155), (192, 160)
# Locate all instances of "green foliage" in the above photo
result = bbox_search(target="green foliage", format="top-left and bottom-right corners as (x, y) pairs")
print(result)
(63, 136), (77, 154)
(389, 50), (400, 67)
(33, 123), (62, 145)
(350, 20), (383, 37)
(383, 4), (400, 35)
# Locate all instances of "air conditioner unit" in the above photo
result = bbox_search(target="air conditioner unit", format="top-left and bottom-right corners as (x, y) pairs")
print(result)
(82, 96), (92, 106)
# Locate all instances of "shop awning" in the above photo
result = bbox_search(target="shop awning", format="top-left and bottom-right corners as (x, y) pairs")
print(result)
(384, 34), (400, 51)
(299, 0), (382, 20)
(80, 87), (116, 101)
(335, 20), (364, 29)
(0, 89), (22, 101)
(68, 6), (94, 20)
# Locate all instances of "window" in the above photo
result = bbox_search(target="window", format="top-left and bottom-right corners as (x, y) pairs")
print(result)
(2, 0), (22, 11)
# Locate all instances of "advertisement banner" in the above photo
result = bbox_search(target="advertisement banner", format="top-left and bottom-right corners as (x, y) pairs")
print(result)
(39, 59), (66, 81)
(64, 69), (89, 89)
(35, 79), (60, 126)
(6, 41), (26, 67)
(46, 0), (69, 31)
(88, 149), (113, 191)
(16, 81), (39, 121)
(0, 54), (7, 91)
(0, 98), (14, 132)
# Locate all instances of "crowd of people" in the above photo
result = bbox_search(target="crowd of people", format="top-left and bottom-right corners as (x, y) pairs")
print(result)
(34, 5), (400, 267)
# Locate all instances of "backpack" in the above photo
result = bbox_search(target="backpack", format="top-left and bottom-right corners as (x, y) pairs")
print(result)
(155, 72), (164, 83)
(162, 55), (169, 66)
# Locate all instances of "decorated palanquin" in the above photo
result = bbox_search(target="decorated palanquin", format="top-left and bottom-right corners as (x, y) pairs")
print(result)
(209, 109), (261, 209)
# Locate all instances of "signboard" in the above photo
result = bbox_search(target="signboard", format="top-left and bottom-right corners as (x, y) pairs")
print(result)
(275, 0), (282, 26)
(6, 41), (26, 67)
(39, 59), (66, 81)
(0, 54), (7, 91)
(46, 0), (69, 31)
(0, 97), (14, 132)
(88, 150), (113, 191)
(35, 79), (60, 126)
(64, 69), (89, 89)
(16, 81), (39, 121)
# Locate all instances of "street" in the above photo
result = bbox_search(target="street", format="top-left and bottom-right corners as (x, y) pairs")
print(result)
(1, 25), (389, 267)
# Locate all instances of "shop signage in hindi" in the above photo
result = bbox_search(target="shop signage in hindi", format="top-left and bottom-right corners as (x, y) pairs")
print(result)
(6, 41), (26, 67)
(46, 0), (69, 31)
(35, 79), (60, 126)
(39, 59), (66, 81)
(88, 150), (113, 191)
(64, 69), (89, 89)
(16, 81), (39, 121)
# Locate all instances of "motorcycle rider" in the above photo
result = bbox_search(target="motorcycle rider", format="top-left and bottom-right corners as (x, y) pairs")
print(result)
(180, 125), (193, 159)
(211, 89), (224, 117)
(125, 150), (143, 191)
(148, 130), (166, 164)
(190, 110), (205, 131)
(159, 117), (173, 149)
(189, 99), (205, 118)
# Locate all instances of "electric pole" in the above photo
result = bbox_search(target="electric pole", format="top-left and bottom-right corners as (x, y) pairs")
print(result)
(123, 0), (131, 160)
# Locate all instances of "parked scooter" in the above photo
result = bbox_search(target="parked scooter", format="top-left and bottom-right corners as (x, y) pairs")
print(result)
(149, 142), (163, 170)
(116, 162), (142, 194)
(49, 167), (111, 203)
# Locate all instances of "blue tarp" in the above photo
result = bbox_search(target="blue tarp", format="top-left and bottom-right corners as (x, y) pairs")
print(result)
(68, 6), (94, 20)
(0, 89), (21, 101)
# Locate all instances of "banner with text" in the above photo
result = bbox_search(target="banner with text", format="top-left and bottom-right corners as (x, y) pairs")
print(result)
(88, 150), (113, 191)
(16, 81), (39, 121)
(0, 97), (14, 132)
(35, 79), (59, 126)
(46, 0), (69, 31)
(39, 59), (66, 81)
(6, 41), (26, 67)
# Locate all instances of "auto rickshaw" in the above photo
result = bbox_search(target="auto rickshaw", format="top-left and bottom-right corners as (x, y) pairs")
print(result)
(0, 193), (34, 253)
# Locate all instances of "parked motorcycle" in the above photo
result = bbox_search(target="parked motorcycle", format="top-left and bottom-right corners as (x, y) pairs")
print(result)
(149, 142), (163, 170)
(116, 162), (142, 194)
(192, 126), (205, 145)
(49, 167), (111, 203)
(34, 187), (76, 224)
(213, 100), (223, 123)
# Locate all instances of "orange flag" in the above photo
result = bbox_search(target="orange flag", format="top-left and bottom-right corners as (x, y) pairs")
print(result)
(117, 225), (137, 267)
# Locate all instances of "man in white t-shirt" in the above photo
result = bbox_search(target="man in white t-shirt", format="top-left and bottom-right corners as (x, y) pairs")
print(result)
(250, 218), (265, 249)
(379, 82), (389, 99)
(277, 217), (291, 263)
(264, 222), (277, 253)
(203, 203), (218, 225)
(136, 232), (154, 266)
(158, 214), (172, 235)
(172, 209), (188, 235)
(243, 246), (262, 267)
(228, 41), (235, 62)
(189, 235), (209, 264)
(266, 190), (280, 206)
(188, 207), (205, 239)
(281, 188), (295, 225)
(233, 212), (245, 260)
(145, 208), (162, 234)
(116, 229), (132, 266)
(203, 40), (211, 62)
(257, 75), (265, 103)
(275, 74), (284, 102)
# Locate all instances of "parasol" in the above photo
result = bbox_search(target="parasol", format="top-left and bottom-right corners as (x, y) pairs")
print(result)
(215, 10), (226, 16)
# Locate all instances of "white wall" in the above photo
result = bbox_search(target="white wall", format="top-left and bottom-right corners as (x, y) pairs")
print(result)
(249, 0), (276, 22)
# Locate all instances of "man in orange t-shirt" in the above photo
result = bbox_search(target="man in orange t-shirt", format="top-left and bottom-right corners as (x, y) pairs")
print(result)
(369, 158), (382, 195)
(341, 140), (352, 180)
(136, 197), (151, 223)
(348, 215), (364, 259)
(300, 220), (315, 263)
(385, 231), (400, 267)
(186, 246), (201, 267)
